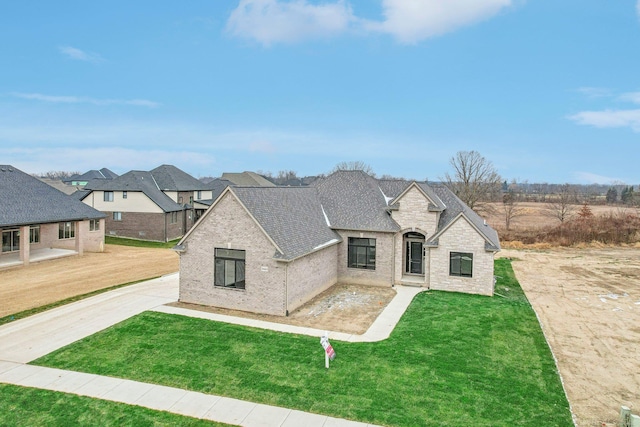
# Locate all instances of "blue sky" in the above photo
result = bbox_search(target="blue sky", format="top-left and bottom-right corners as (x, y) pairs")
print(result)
(1, 0), (640, 184)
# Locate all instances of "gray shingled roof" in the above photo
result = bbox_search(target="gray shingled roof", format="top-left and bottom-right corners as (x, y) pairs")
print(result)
(378, 179), (411, 200)
(232, 187), (341, 261)
(429, 184), (500, 251)
(64, 168), (118, 183)
(1, 165), (105, 227)
(221, 172), (276, 187)
(150, 165), (209, 191)
(85, 170), (182, 212)
(313, 171), (400, 232)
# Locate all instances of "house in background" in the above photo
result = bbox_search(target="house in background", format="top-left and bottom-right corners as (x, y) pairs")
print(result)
(221, 171), (275, 187)
(63, 168), (119, 187)
(176, 170), (500, 317)
(0, 165), (105, 268)
(80, 165), (214, 242)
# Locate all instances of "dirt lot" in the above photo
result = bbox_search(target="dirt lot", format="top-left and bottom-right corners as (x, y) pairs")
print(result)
(0, 244), (179, 318)
(173, 283), (397, 335)
(499, 247), (640, 427)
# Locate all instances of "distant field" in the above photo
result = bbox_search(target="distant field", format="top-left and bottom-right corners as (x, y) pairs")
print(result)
(484, 202), (637, 233)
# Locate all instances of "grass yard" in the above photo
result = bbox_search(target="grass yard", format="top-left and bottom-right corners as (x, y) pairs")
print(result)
(0, 383), (228, 427)
(105, 236), (180, 249)
(32, 259), (573, 427)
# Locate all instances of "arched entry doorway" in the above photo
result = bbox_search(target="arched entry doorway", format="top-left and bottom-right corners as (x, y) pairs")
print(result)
(404, 231), (425, 276)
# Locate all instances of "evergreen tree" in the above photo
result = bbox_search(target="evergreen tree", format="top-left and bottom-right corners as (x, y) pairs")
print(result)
(606, 187), (618, 204)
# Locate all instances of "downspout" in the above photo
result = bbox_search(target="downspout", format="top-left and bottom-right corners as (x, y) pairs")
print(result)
(285, 262), (289, 316)
(391, 233), (396, 286)
(164, 212), (168, 243)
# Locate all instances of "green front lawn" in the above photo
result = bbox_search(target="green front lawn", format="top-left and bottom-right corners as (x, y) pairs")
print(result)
(32, 259), (572, 426)
(105, 236), (180, 249)
(0, 383), (229, 427)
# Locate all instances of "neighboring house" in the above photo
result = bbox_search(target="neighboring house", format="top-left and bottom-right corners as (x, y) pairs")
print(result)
(80, 165), (215, 242)
(63, 168), (119, 187)
(176, 170), (500, 317)
(221, 171), (276, 187)
(0, 165), (106, 266)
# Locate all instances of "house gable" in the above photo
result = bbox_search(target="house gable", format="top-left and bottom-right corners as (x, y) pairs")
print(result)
(178, 189), (287, 315)
(390, 183), (441, 237)
(429, 214), (496, 295)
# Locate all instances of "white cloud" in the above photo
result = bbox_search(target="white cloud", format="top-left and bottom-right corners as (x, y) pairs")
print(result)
(368, 0), (512, 44)
(226, 0), (512, 45)
(11, 93), (161, 108)
(226, 0), (355, 45)
(576, 86), (612, 98)
(249, 140), (277, 153)
(58, 45), (104, 63)
(568, 109), (640, 132)
(618, 91), (640, 104)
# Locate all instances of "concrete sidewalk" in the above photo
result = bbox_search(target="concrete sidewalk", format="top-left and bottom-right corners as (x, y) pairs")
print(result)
(153, 284), (424, 342)
(0, 273), (423, 426)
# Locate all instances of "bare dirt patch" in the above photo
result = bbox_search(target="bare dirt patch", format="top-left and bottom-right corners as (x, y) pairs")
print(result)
(171, 283), (397, 335)
(0, 244), (179, 318)
(498, 247), (640, 427)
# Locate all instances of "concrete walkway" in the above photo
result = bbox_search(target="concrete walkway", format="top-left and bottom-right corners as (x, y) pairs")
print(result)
(0, 273), (425, 426)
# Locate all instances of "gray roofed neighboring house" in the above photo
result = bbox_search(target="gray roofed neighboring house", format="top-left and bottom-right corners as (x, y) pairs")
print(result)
(1, 165), (105, 228)
(63, 168), (118, 185)
(1, 165), (106, 267)
(221, 171), (276, 187)
(150, 164), (210, 192)
(85, 170), (183, 213)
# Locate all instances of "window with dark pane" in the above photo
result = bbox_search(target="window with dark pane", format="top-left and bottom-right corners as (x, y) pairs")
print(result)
(450, 252), (473, 277)
(348, 237), (376, 270)
(214, 248), (246, 289)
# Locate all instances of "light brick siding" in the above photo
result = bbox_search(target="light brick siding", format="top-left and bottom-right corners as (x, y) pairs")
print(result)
(393, 234), (430, 286)
(21, 220), (104, 253)
(429, 217), (495, 296)
(104, 211), (184, 242)
(286, 244), (338, 313)
(391, 186), (439, 236)
(336, 230), (394, 287)
(179, 192), (288, 316)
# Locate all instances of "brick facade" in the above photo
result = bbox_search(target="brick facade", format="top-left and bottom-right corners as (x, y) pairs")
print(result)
(179, 192), (289, 316)
(429, 217), (495, 295)
(336, 230), (395, 287)
(103, 211), (185, 242)
(286, 245), (338, 313)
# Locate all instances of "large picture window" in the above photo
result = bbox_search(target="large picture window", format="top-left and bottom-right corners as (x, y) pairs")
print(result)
(215, 248), (245, 289)
(348, 237), (376, 270)
(450, 252), (473, 277)
(59, 222), (75, 239)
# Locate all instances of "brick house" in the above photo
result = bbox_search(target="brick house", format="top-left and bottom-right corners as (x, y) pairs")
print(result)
(176, 170), (500, 316)
(1, 165), (105, 267)
(80, 165), (216, 242)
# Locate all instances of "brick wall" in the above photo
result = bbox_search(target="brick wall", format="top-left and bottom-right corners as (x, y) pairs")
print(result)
(104, 211), (180, 242)
(179, 191), (288, 316)
(429, 217), (495, 296)
(34, 220), (104, 253)
(336, 230), (395, 287)
(286, 244), (338, 313)
(391, 185), (439, 236)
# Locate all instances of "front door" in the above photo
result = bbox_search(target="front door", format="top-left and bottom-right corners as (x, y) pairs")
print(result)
(405, 240), (424, 275)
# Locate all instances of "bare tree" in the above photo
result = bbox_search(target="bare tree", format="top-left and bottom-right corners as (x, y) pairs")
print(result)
(503, 191), (525, 231)
(546, 183), (577, 224)
(441, 150), (502, 212)
(330, 161), (376, 177)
